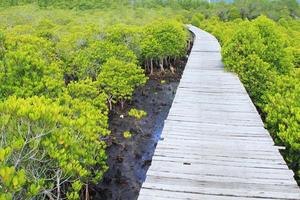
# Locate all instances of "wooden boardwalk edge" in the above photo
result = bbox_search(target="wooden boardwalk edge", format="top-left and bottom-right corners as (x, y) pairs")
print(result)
(137, 25), (300, 200)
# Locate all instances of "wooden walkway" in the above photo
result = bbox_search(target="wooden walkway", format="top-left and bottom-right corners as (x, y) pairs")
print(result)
(137, 26), (300, 200)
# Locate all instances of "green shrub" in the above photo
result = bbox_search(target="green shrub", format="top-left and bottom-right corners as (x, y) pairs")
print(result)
(97, 58), (147, 110)
(71, 41), (137, 80)
(128, 108), (147, 120)
(143, 20), (188, 72)
(264, 71), (300, 142)
(0, 35), (64, 99)
(0, 95), (109, 199)
(191, 13), (205, 27)
(0, 4), (190, 198)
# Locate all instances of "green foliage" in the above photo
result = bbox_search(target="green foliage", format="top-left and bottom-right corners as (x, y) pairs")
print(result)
(0, 1), (217, 200)
(221, 16), (294, 104)
(264, 70), (300, 138)
(147, 20), (188, 59)
(123, 131), (132, 139)
(228, 7), (241, 20)
(0, 5), (190, 197)
(264, 71), (300, 174)
(97, 58), (147, 109)
(191, 13), (205, 27)
(71, 41), (137, 80)
(252, 16), (294, 73)
(238, 54), (273, 103)
(65, 78), (108, 111)
(1, 0), (299, 22)
(0, 34), (64, 99)
(142, 20), (188, 72)
(104, 24), (143, 58)
(128, 108), (147, 120)
(141, 34), (162, 61)
(0, 96), (109, 199)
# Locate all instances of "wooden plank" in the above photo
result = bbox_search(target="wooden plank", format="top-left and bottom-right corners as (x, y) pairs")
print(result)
(144, 174), (300, 192)
(139, 188), (277, 200)
(153, 150), (288, 165)
(148, 160), (295, 178)
(142, 180), (300, 199)
(144, 170), (295, 185)
(155, 140), (278, 151)
(151, 155), (288, 170)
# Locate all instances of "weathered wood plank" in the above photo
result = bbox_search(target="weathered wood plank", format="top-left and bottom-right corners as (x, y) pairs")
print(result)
(151, 155), (288, 170)
(137, 25), (300, 199)
(142, 180), (300, 199)
(139, 188), (277, 200)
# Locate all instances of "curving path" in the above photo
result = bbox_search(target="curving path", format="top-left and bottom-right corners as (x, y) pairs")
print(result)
(137, 26), (300, 200)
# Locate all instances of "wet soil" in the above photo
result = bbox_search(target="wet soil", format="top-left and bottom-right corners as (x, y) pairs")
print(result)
(90, 62), (186, 200)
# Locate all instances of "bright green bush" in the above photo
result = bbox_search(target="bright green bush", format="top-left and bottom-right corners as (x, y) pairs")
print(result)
(104, 24), (143, 58)
(191, 13), (205, 27)
(263, 71), (300, 175)
(228, 7), (241, 20)
(128, 108), (147, 120)
(264, 71), (300, 142)
(0, 34), (64, 99)
(0, 2), (191, 198)
(97, 58), (147, 110)
(141, 33), (162, 74)
(71, 41), (137, 80)
(0, 12), (187, 199)
(65, 78), (109, 111)
(0, 95), (109, 199)
(222, 16), (294, 104)
(144, 20), (188, 72)
(221, 21), (269, 103)
(252, 16), (294, 74)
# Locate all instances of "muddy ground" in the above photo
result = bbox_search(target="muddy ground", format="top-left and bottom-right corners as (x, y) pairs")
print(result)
(90, 61), (186, 200)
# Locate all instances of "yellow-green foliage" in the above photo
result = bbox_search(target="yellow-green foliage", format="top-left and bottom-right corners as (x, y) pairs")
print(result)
(0, 4), (189, 199)
(0, 34), (64, 99)
(145, 20), (188, 59)
(128, 109), (147, 121)
(97, 58), (148, 109)
(0, 96), (109, 199)
(123, 131), (132, 139)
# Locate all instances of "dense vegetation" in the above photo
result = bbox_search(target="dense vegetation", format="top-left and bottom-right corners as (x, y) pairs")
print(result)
(1, 0), (299, 21)
(0, 0), (300, 199)
(0, 3), (188, 199)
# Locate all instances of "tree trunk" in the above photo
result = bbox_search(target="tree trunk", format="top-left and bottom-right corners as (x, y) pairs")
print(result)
(173, 56), (177, 65)
(108, 96), (113, 110)
(164, 57), (169, 68)
(85, 184), (90, 200)
(120, 100), (125, 110)
(150, 58), (154, 75)
(56, 170), (61, 200)
(170, 64), (175, 74)
(145, 59), (150, 73)
(159, 58), (164, 72)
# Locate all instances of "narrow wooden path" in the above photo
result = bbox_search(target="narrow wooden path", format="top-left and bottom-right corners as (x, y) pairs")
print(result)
(137, 26), (300, 200)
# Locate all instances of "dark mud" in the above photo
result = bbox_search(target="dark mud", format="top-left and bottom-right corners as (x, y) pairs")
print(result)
(90, 63), (186, 200)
